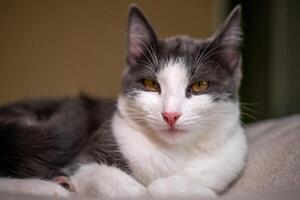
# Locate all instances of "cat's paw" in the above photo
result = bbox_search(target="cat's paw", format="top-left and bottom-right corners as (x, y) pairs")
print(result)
(115, 178), (147, 198)
(147, 176), (217, 199)
(71, 163), (147, 198)
(0, 178), (71, 198)
(53, 176), (76, 192)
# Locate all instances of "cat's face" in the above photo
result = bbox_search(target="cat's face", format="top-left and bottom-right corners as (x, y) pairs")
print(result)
(118, 5), (242, 145)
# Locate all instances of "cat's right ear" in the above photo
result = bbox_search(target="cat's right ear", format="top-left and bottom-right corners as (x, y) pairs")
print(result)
(211, 5), (242, 71)
(127, 5), (157, 65)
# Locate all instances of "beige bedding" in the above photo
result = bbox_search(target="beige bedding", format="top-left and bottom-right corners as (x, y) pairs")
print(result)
(227, 114), (300, 195)
(0, 115), (299, 199)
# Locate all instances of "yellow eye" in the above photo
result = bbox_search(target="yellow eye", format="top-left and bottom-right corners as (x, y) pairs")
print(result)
(143, 79), (160, 92)
(190, 81), (209, 93)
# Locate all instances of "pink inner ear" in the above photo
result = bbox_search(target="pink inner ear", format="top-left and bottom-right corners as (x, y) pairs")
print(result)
(130, 41), (143, 58)
(224, 49), (240, 69)
(129, 23), (145, 54)
(128, 38), (144, 64)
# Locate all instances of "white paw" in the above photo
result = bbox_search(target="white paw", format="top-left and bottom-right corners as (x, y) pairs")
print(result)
(147, 178), (172, 197)
(148, 176), (217, 198)
(0, 178), (70, 198)
(71, 163), (147, 198)
(113, 177), (147, 198)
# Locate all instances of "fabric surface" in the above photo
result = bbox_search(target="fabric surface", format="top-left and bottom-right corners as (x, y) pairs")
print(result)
(226, 114), (300, 195)
(0, 115), (299, 199)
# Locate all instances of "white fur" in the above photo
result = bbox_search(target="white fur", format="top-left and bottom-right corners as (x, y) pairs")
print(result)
(113, 60), (247, 198)
(158, 61), (188, 113)
(0, 164), (147, 199)
(70, 163), (147, 198)
(0, 178), (71, 197)
(0, 60), (246, 199)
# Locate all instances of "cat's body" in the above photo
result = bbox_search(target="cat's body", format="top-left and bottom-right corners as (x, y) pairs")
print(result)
(0, 96), (128, 179)
(0, 5), (247, 199)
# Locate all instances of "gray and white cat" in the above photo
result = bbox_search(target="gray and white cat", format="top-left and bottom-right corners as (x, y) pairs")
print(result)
(0, 5), (246, 199)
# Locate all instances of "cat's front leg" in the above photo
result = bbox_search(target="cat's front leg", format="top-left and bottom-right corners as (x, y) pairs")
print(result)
(71, 163), (147, 198)
(0, 178), (71, 197)
(147, 175), (217, 199)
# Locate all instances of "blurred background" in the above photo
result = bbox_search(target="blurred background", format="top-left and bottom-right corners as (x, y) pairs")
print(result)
(0, 0), (299, 123)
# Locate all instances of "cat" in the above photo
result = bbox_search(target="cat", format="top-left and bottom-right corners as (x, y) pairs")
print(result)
(0, 4), (246, 199)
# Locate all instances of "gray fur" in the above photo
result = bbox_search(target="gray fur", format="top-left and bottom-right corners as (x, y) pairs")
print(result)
(0, 95), (129, 179)
(0, 5), (242, 181)
(123, 5), (242, 101)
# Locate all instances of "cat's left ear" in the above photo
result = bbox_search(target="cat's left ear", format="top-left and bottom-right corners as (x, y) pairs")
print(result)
(127, 5), (157, 65)
(211, 5), (242, 71)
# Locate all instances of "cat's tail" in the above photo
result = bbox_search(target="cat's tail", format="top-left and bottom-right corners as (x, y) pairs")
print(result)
(0, 98), (92, 179)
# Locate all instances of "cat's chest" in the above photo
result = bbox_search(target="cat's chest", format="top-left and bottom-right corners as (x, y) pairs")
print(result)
(123, 139), (189, 185)
(112, 115), (199, 185)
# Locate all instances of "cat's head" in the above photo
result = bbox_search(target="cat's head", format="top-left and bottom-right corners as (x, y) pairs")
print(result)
(118, 5), (242, 145)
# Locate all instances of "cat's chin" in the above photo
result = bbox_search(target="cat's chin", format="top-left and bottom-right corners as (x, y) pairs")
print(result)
(151, 127), (194, 145)
(161, 127), (187, 134)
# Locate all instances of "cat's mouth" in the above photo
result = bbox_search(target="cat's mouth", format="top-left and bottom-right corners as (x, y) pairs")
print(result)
(162, 127), (187, 134)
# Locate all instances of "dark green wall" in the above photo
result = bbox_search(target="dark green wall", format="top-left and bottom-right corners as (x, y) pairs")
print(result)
(230, 0), (300, 123)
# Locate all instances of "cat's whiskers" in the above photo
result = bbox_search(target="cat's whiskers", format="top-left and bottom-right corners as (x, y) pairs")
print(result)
(239, 102), (262, 121)
(193, 43), (220, 68)
(110, 28), (158, 68)
(130, 34), (158, 68)
(240, 104), (262, 114)
(195, 41), (234, 68)
(191, 41), (214, 73)
(124, 107), (163, 126)
(240, 112), (257, 120)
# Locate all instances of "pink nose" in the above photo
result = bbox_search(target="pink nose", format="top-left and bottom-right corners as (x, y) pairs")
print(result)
(161, 112), (181, 128)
